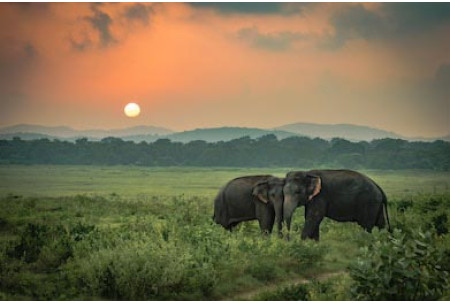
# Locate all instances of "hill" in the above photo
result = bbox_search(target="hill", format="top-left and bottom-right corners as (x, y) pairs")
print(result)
(275, 122), (403, 141)
(0, 124), (173, 140)
(162, 127), (298, 143)
(1, 123), (448, 143)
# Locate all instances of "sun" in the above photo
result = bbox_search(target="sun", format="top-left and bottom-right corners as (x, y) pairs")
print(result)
(124, 102), (141, 118)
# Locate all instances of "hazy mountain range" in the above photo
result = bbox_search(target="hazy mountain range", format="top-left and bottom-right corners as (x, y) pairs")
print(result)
(0, 123), (448, 143)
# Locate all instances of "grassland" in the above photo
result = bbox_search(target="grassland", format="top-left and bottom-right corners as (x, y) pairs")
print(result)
(1, 165), (449, 198)
(0, 165), (449, 300)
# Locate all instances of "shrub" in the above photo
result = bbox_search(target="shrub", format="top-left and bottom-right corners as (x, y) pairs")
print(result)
(432, 213), (448, 236)
(395, 198), (413, 212)
(245, 257), (278, 282)
(255, 283), (309, 301)
(288, 239), (325, 270)
(69, 238), (217, 300)
(349, 228), (449, 300)
(70, 222), (96, 242)
(7, 222), (95, 271)
(8, 223), (48, 263)
(307, 276), (352, 301)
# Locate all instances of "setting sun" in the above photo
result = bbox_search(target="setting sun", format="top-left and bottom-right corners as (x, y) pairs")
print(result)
(124, 103), (141, 118)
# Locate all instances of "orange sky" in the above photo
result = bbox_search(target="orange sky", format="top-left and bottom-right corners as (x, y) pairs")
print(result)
(0, 3), (449, 137)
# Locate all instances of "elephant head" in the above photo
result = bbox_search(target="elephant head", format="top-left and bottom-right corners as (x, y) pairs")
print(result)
(252, 177), (285, 235)
(283, 171), (321, 232)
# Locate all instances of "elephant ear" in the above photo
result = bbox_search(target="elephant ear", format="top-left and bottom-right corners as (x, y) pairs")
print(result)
(252, 181), (269, 204)
(306, 175), (321, 201)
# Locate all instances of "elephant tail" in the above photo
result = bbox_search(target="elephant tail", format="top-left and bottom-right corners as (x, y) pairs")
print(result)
(383, 199), (392, 233)
(375, 183), (391, 232)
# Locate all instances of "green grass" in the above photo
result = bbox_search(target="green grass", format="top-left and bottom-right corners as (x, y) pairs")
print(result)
(0, 165), (449, 300)
(1, 165), (449, 198)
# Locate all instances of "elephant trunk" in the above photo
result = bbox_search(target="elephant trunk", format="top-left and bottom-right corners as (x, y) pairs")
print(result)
(283, 195), (298, 238)
(273, 198), (283, 236)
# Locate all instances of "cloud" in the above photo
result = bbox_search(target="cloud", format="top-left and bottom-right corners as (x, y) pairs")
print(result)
(432, 63), (450, 101)
(85, 4), (115, 47)
(237, 27), (305, 51)
(123, 3), (153, 24)
(435, 63), (450, 85)
(323, 5), (384, 49)
(190, 3), (306, 15)
(324, 3), (450, 49)
(383, 3), (450, 34)
(70, 39), (91, 52)
(23, 43), (37, 58)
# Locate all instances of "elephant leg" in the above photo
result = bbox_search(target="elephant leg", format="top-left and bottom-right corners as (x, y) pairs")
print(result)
(257, 205), (275, 234)
(227, 222), (239, 232)
(311, 224), (321, 241)
(302, 205), (324, 241)
(358, 202), (384, 232)
(260, 212), (275, 234)
(301, 217), (323, 240)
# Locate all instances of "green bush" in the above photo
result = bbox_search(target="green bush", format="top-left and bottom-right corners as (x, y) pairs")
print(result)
(255, 283), (309, 301)
(245, 257), (278, 282)
(349, 228), (449, 300)
(395, 198), (413, 212)
(432, 213), (448, 236)
(307, 276), (352, 301)
(6, 222), (96, 272)
(288, 239), (325, 270)
(68, 235), (218, 300)
(8, 223), (48, 263)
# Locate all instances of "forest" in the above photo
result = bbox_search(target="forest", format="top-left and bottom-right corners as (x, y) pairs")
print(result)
(1, 135), (449, 170)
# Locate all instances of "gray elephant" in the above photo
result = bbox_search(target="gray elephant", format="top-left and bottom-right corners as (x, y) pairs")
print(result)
(283, 169), (391, 241)
(213, 175), (285, 234)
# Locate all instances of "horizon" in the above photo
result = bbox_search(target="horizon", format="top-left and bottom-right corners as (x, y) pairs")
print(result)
(1, 3), (449, 137)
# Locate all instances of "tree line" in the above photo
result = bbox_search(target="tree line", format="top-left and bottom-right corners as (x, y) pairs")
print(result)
(0, 135), (449, 170)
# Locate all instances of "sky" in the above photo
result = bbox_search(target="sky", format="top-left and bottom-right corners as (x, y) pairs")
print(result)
(0, 2), (449, 137)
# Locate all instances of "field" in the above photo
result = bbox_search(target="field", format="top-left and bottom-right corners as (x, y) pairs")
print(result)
(1, 165), (449, 300)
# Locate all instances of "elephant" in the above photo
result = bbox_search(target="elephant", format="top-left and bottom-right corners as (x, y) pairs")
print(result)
(213, 175), (285, 234)
(283, 169), (391, 241)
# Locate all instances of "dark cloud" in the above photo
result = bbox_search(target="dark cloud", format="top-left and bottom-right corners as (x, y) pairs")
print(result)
(435, 64), (450, 85)
(237, 27), (305, 51)
(323, 5), (384, 49)
(23, 43), (37, 58)
(85, 5), (115, 47)
(70, 39), (91, 52)
(0, 42), (37, 106)
(383, 3), (450, 34)
(11, 3), (50, 13)
(324, 3), (450, 49)
(124, 3), (153, 24)
(432, 63), (450, 101)
(191, 3), (306, 15)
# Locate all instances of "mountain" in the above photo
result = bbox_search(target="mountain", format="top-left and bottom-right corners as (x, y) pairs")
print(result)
(1, 123), (447, 143)
(275, 122), (403, 142)
(0, 124), (173, 139)
(0, 132), (58, 141)
(162, 127), (298, 143)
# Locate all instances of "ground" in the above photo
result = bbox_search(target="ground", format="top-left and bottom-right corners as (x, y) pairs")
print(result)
(0, 165), (449, 300)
